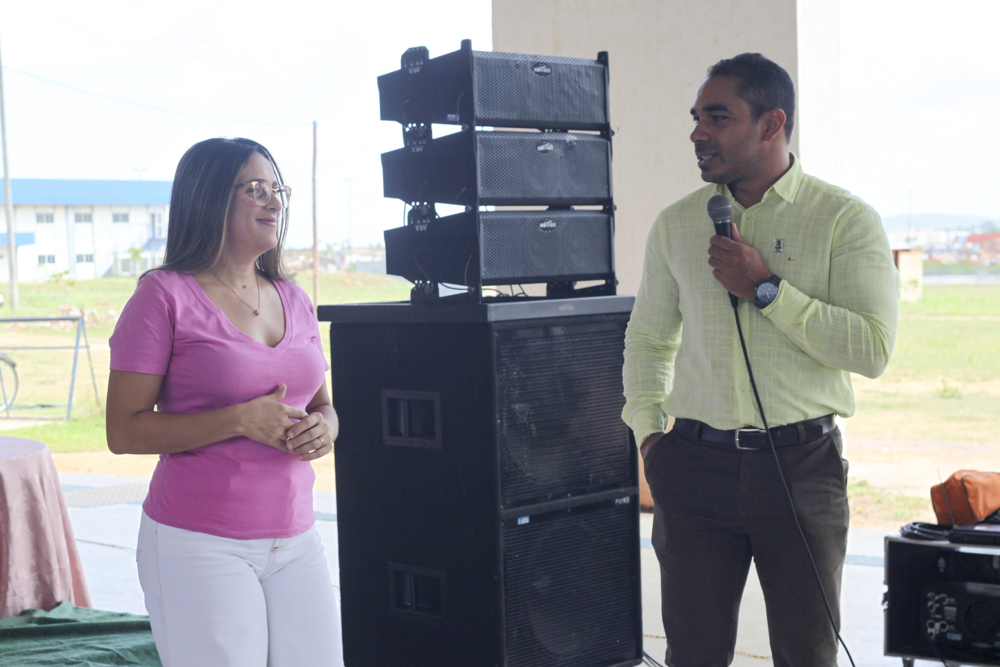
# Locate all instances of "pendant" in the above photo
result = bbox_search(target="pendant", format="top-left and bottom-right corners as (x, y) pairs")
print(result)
(253, 309), (260, 316)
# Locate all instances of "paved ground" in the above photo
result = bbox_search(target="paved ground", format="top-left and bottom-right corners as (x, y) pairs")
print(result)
(55, 470), (933, 667)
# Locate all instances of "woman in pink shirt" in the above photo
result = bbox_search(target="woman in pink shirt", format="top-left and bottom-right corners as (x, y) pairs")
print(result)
(107, 138), (341, 666)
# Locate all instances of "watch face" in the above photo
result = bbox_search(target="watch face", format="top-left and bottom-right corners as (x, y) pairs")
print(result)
(757, 281), (779, 305)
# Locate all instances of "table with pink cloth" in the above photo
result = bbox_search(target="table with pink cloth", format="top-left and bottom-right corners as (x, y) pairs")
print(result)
(0, 436), (91, 618)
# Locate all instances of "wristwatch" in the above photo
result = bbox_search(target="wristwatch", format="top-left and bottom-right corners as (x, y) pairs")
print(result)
(754, 275), (781, 309)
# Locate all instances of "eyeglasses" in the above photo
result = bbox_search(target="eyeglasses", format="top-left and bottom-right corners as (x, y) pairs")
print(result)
(235, 180), (292, 209)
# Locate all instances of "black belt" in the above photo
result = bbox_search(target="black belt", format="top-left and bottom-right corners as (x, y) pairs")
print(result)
(673, 414), (837, 450)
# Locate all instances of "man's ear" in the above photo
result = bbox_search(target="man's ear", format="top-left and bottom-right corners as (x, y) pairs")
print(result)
(761, 108), (787, 143)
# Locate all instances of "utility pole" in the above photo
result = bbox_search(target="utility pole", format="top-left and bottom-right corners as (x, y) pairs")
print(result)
(906, 189), (913, 246)
(0, 32), (17, 310)
(344, 176), (354, 252)
(312, 121), (319, 314)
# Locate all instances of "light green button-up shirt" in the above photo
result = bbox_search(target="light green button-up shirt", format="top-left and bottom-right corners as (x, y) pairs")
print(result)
(622, 156), (899, 446)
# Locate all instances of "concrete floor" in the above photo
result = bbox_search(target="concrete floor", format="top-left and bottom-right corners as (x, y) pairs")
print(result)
(59, 471), (932, 667)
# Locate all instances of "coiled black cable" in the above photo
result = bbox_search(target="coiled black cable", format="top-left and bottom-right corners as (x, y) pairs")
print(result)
(899, 522), (952, 541)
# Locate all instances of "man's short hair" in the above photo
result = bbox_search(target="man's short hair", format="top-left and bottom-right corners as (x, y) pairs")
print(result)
(708, 53), (795, 140)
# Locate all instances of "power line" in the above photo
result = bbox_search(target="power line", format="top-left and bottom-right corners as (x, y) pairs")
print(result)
(2, 65), (309, 127)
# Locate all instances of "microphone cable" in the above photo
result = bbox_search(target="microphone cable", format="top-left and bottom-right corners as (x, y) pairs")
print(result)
(642, 650), (666, 667)
(729, 297), (857, 667)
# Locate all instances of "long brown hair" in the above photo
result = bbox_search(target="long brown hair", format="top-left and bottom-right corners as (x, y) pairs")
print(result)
(153, 137), (292, 280)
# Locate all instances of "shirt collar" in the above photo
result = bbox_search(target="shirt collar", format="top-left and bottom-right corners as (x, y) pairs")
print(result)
(714, 153), (802, 207)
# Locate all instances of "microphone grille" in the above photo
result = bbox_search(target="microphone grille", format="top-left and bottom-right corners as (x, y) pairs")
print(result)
(707, 195), (732, 223)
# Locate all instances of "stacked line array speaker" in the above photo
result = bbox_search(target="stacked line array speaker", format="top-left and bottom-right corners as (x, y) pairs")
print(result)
(385, 209), (614, 287)
(377, 40), (616, 301)
(378, 48), (610, 129)
(381, 130), (612, 208)
(322, 297), (642, 667)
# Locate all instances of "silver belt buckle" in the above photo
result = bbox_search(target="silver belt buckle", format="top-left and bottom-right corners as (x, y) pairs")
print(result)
(734, 427), (764, 450)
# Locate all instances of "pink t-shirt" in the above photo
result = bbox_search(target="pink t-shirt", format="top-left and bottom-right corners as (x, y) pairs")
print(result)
(109, 269), (327, 539)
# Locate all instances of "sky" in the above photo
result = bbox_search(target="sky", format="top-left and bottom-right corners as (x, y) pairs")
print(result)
(0, 0), (493, 249)
(0, 0), (997, 249)
(837, 0), (1000, 225)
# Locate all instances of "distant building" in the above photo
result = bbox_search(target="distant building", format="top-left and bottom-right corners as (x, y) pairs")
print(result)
(0, 178), (171, 281)
(966, 232), (1000, 265)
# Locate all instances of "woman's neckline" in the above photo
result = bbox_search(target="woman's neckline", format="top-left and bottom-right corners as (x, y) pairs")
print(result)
(182, 271), (290, 350)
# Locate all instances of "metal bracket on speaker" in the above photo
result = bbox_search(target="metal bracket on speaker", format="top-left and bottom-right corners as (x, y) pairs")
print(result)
(411, 280), (439, 304)
(411, 279), (480, 304)
(403, 123), (432, 149)
(546, 278), (617, 299)
(405, 202), (483, 304)
(406, 203), (436, 228)
(401, 46), (429, 71)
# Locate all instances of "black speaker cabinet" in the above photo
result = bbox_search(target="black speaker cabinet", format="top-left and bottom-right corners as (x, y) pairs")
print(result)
(320, 297), (642, 667)
(885, 536), (1000, 665)
(378, 40), (609, 131)
(381, 130), (613, 207)
(384, 209), (614, 287)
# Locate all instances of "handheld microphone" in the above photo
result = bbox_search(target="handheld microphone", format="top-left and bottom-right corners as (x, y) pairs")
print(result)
(707, 195), (739, 307)
(707, 194), (733, 239)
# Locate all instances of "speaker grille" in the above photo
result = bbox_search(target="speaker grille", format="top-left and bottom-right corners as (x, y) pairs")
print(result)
(381, 131), (612, 206)
(384, 210), (613, 287)
(476, 132), (612, 204)
(504, 501), (638, 667)
(497, 319), (630, 507)
(474, 51), (608, 128)
(480, 211), (612, 283)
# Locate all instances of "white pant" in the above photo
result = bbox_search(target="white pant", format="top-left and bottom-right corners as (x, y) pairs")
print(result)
(136, 512), (343, 667)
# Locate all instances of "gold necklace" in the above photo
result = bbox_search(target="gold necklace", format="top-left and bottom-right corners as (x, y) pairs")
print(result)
(210, 269), (261, 316)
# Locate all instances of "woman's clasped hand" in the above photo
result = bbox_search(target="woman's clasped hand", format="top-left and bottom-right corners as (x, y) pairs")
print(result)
(239, 382), (332, 460)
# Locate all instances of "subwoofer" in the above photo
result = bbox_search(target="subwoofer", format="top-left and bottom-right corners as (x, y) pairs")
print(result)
(381, 130), (613, 207)
(384, 209), (614, 287)
(320, 297), (642, 667)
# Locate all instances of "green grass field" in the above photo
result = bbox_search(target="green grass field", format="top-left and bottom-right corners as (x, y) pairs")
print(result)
(1, 271), (411, 336)
(1, 269), (410, 433)
(846, 283), (1000, 445)
(924, 261), (1000, 276)
(847, 479), (937, 527)
(2, 276), (997, 526)
(3, 414), (107, 453)
(2, 278), (996, 444)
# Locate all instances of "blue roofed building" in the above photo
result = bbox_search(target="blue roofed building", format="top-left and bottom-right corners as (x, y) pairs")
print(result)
(0, 178), (172, 281)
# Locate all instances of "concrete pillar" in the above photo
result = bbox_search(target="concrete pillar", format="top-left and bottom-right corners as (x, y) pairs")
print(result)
(796, 0), (841, 185)
(492, 0), (824, 297)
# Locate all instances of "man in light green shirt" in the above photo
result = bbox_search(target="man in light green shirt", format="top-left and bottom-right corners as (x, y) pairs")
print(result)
(622, 53), (897, 666)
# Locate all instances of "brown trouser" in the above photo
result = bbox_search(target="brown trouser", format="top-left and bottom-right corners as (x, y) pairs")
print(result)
(643, 425), (849, 667)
